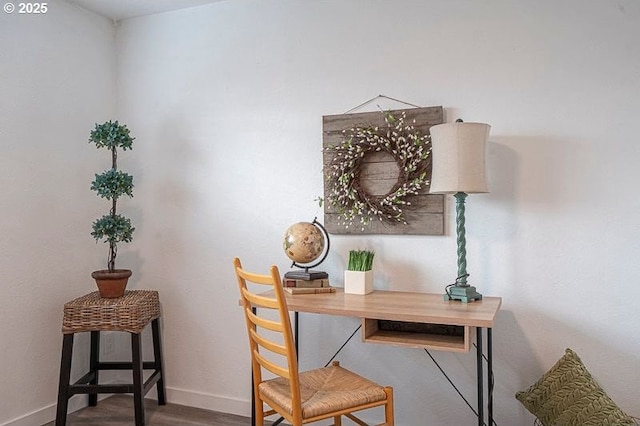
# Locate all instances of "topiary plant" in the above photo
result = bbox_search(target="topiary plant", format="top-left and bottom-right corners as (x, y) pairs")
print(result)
(89, 120), (135, 274)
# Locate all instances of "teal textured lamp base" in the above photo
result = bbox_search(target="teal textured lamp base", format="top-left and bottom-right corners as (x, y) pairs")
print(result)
(444, 192), (483, 303)
(444, 285), (483, 303)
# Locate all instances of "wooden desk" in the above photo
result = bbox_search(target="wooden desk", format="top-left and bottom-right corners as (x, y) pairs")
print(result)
(279, 289), (502, 426)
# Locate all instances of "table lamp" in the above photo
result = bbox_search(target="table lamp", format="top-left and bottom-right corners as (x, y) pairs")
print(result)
(429, 120), (490, 303)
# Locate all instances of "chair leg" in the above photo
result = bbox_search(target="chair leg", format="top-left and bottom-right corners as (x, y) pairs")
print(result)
(55, 333), (74, 426)
(254, 398), (264, 426)
(131, 333), (145, 426)
(333, 415), (342, 425)
(89, 331), (100, 406)
(384, 387), (394, 426)
(151, 318), (167, 405)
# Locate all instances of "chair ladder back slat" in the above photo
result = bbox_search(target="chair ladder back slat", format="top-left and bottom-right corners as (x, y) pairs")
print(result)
(246, 307), (283, 333)
(254, 349), (290, 379)
(236, 267), (275, 285)
(249, 327), (288, 357)
(242, 287), (280, 310)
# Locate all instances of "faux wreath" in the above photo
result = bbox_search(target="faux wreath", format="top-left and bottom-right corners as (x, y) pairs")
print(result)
(324, 111), (432, 229)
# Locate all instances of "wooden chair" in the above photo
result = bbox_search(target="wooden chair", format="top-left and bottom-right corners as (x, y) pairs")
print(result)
(234, 257), (394, 426)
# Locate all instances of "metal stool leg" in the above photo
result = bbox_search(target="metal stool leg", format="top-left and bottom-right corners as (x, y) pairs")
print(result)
(151, 318), (167, 405)
(131, 332), (145, 426)
(55, 333), (74, 426)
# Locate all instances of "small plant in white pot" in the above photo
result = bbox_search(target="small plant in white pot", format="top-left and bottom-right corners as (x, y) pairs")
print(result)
(344, 250), (375, 295)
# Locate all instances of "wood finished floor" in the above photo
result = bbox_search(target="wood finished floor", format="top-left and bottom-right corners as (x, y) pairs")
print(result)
(41, 395), (273, 426)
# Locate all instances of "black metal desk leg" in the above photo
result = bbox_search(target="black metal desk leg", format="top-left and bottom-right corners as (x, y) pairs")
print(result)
(476, 328), (484, 426)
(294, 311), (299, 359)
(488, 328), (493, 426)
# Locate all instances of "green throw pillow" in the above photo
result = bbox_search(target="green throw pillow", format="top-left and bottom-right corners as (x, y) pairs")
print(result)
(515, 348), (634, 426)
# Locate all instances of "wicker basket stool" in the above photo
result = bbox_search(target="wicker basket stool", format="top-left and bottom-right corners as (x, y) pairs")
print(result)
(55, 290), (166, 426)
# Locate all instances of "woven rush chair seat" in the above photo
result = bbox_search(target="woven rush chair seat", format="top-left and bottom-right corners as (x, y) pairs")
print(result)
(62, 290), (160, 334)
(260, 362), (389, 419)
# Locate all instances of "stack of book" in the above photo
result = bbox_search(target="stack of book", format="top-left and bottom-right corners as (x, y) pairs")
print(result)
(282, 277), (336, 294)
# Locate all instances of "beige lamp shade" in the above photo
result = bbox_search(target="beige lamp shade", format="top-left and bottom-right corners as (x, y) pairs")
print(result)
(429, 122), (490, 194)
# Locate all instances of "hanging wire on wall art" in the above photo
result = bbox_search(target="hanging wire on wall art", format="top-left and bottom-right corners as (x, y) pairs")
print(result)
(343, 94), (422, 114)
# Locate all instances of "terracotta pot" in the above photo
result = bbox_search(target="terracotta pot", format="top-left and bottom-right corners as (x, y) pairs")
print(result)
(91, 269), (132, 298)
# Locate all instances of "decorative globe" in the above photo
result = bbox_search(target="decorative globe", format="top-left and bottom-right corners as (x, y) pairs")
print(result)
(283, 222), (325, 265)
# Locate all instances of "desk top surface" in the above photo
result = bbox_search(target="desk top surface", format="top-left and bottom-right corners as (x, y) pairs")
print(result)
(279, 289), (502, 328)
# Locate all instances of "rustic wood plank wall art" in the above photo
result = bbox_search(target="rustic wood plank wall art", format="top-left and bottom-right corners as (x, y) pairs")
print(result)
(322, 106), (444, 235)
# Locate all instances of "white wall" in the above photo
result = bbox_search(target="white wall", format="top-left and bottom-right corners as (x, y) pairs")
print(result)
(0, 1), (117, 424)
(114, 1), (640, 425)
(2, 0), (639, 425)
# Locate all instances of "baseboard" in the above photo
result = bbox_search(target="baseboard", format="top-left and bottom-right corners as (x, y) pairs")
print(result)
(0, 388), (250, 426)
(165, 386), (251, 418)
(0, 395), (104, 426)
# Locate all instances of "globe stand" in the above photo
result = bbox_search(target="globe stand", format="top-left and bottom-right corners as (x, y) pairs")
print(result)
(284, 218), (331, 281)
(284, 270), (329, 280)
